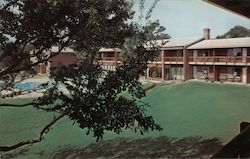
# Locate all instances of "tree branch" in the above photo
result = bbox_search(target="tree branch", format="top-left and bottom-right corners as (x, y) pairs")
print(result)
(0, 113), (65, 152)
(0, 39), (70, 76)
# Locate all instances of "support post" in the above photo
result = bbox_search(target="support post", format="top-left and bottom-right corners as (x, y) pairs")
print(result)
(161, 50), (165, 81)
(146, 68), (150, 79)
(242, 67), (247, 84)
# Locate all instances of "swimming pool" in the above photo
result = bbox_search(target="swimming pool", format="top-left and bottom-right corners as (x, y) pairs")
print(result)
(13, 82), (65, 90)
(14, 82), (42, 90)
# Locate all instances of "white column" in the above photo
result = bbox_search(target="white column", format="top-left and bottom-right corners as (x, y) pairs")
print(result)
(242, 48), (247, 63)
(193, 50), (198, 57)
(161, 50), (165, 81)
(146, 68), (150, 79)
(193, 66), (197, 79)
(242, 67), (247, 84)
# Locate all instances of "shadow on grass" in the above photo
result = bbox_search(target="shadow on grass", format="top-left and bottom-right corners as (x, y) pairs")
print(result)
(0, 147), (30, 159)
(49, 136), (222, 159)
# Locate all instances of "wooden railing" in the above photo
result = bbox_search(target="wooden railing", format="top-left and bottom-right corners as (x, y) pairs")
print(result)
(101, 57), (121, 61)
(154, 56), (162, 61)
(189, 56), (250, 64)
(153, 56), (184, 62)
(247, 56), (250, 62)
(164, 57), (183, 62)
(100, 56), (250, 64)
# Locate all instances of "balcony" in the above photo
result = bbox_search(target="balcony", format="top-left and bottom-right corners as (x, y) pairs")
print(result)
(101, 57), (121, 62)
(189, 56), (250, 66)
(164, 57), (183, 64)
(148, 56), (184, 64)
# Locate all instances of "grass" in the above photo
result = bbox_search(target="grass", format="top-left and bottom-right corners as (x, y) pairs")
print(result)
(143, 81), (250, 141)
(0, 81), (250, 158)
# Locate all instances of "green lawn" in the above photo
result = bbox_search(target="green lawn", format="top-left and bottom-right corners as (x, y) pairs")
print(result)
(0, 81), (250, 158)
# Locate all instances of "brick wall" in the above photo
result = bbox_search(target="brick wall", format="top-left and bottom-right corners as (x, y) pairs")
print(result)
(50, 53), (78, 68)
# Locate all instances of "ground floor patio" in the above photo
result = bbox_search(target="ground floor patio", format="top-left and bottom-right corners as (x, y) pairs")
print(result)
(192, 65), (250, 84)
(145, 64), (250, 84)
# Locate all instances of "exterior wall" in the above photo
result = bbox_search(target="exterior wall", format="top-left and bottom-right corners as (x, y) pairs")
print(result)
(31, 50), (50, 74)
(35, 64), (47, 74)
(50, 53), (78, 69)
(183, 49), (193, 80)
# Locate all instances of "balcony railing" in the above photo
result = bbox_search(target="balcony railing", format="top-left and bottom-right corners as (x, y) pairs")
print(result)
(100, 56), (250, 64)
(101, 57), (121, 61)
(189, 56), (250, 65)
(164, 57), (183, 62)
(154, 56), (162, 61)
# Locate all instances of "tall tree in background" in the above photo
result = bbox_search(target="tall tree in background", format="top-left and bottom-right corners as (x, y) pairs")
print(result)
(0, 0), (165, 152)
(216, 25), (250, 39)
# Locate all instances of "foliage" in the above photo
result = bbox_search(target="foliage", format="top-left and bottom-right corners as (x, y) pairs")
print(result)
(216, 25), (250, 39)
(0, 0), (165, 151)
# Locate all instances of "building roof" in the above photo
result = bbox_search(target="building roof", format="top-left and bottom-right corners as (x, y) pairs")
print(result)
(99, 48), (121, 52)
(203, 0), (250, 19)
(155, 37), (203, 50)
(51, 46), (75, 53)
(51, 46), (122, 53)
(187, 37), (250, 49)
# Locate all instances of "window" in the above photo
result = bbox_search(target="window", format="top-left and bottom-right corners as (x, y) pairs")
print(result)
(198, 49), (211, 56)
(228, 48), (241, 56)
(176, 50), (183, 57)
(197, 66), (208, 72)
(234, 67), (242, 76)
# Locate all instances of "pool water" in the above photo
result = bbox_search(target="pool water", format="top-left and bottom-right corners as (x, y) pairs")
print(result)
(14, 82), (65, 90)
(14, 82), (41, 90)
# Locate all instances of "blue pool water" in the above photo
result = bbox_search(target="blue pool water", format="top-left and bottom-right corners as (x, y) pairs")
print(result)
(0, 81), (65, 91)
(13, 82), (64, 90)
(14, 82), (41, 90)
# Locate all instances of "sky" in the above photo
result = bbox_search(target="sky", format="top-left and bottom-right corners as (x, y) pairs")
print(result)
(1, 0), (249, 38)
(134, 0), (250, 38)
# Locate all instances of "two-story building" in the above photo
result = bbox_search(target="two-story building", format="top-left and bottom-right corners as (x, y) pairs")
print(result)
(98, 48), (121, 71)
(31, 46), (78, 74)
(146, 37), (204, 81)
(32, 29), (250, 84)
(97, 28), (250, 84)
(187, 33), (250, 84)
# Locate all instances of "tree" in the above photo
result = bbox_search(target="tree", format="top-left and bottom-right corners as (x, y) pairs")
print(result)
(216, 25), (250, 39)
(0, 0), (165, 152)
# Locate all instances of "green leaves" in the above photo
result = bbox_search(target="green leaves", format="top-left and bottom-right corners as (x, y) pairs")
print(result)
(36, 54), (162, 140)
(216, 25), (250, 39)
(1, 0), (164, 142)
